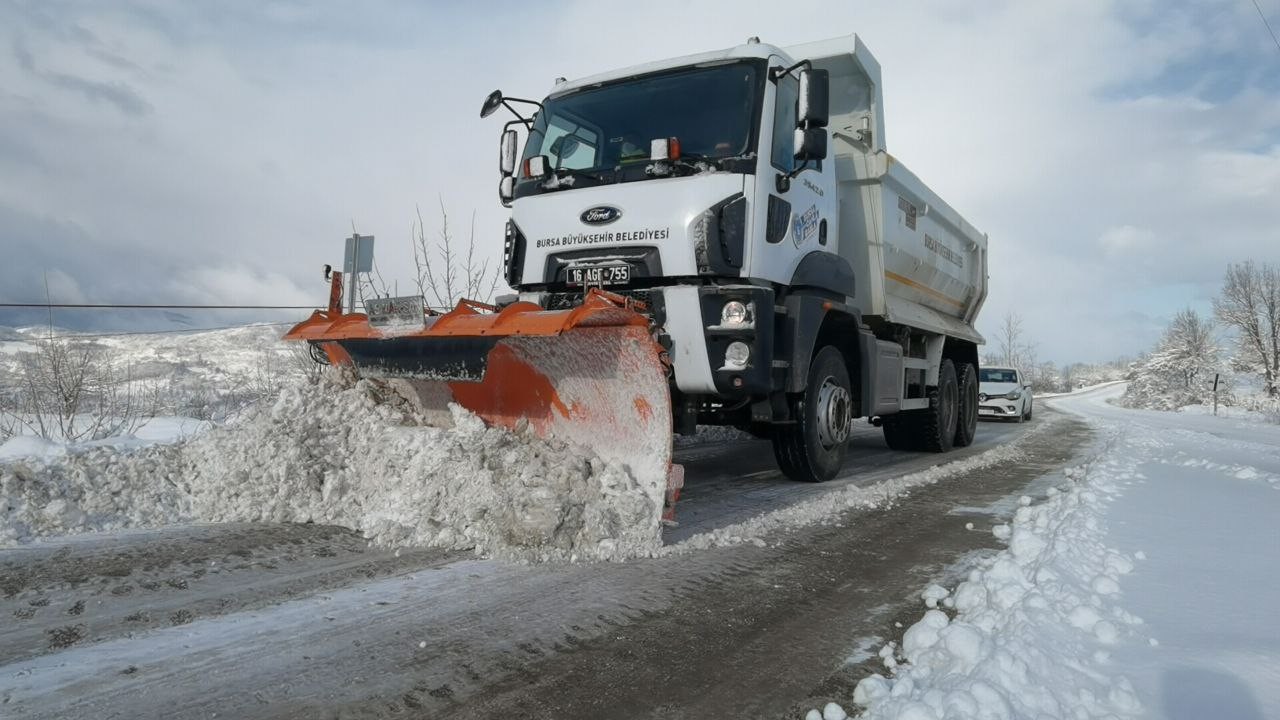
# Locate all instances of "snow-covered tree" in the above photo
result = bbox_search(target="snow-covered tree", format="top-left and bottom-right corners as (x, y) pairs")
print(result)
(1121, 309), (1221, 410)
(1213, 261), (1279, 397)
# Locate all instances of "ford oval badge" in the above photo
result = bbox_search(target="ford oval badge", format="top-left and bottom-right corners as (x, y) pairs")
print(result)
(581, 206), (622, 225)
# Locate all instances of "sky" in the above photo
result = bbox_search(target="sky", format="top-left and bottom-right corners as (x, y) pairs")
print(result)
(2, 0), (1278, 364)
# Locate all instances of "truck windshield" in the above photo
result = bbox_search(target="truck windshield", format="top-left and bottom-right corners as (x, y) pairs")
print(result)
(515, 60), (762, 196)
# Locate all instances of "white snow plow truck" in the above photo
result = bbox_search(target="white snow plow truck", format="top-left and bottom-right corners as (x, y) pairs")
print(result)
(286, 34), (988, 520)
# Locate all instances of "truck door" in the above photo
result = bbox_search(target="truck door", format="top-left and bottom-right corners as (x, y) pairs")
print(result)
(754, 68), (839, 285)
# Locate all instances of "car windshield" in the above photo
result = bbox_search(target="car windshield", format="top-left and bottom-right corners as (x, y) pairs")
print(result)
(515, 60), (762, 195)
(980, 369), (1018, 383)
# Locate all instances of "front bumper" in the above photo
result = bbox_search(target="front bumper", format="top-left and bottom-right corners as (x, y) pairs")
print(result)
(978, 401), (1021, 418)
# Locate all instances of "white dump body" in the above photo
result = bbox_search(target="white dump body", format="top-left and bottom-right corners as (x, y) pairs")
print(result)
(836, 151), (988, 343)
(787, 35), (988, 345)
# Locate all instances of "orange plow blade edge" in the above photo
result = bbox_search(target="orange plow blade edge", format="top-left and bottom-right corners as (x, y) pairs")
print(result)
(284, 290), (683, 522)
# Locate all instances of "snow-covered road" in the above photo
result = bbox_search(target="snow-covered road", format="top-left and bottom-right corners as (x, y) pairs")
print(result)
(844, 384), (1280, 720)
(1057, 385), (1280, 720)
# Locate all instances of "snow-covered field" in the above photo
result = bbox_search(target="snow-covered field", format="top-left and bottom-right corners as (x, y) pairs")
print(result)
(817, 383), (1280, 720)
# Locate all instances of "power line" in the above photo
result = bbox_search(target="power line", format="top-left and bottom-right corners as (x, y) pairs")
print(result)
(1253, 0), (1280, 53)
(46, 321), (299, 341)
(0, 303), (318, 310)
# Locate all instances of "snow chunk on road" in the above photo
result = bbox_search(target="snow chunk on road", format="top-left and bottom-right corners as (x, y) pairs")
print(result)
(1, 376), (663, 561)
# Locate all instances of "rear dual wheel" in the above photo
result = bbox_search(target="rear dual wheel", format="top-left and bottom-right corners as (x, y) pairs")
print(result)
(880, 359), (976, 452)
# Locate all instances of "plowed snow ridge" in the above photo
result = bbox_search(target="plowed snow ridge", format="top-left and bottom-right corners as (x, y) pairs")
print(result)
(0, 376), (663, 561)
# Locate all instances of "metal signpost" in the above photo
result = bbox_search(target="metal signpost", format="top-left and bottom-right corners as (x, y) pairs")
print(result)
(343, 234), (375, 314)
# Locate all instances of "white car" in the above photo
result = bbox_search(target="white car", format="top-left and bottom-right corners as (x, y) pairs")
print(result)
(978, 366), (1033, 422)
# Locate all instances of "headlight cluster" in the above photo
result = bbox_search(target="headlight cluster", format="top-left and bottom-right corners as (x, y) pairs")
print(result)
(720, 300), (753, 327)
(1005, 389), (1022, 400)
(724, 341), (751, 370)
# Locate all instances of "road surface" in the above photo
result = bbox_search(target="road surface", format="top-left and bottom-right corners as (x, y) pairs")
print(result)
(0, 410), (1084, 719)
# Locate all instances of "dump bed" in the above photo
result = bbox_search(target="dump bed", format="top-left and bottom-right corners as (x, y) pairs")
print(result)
(836, 151), (987, 343)
(787, 34), (987, 344)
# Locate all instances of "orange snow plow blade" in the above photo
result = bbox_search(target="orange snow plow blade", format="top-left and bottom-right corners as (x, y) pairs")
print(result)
(284, 289), (682, 520)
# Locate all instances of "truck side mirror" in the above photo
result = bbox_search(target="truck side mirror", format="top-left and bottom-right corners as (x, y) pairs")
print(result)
(499, 175), (514, 206)
(500, 129), (517, 176)
(480, 90), (504, 119)
(798, 68), (829, 128)
(795, 126), (827, 162)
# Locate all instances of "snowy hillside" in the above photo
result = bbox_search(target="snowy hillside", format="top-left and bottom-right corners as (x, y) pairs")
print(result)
(0, 323), (303, 391)
(0, 323), (311, 442)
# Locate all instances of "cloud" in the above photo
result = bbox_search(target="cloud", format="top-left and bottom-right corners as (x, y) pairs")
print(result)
(0, 1), (1276, 364)
(41, 70), (152, 116)
(11, 29), (152, 117)
(1098, 226), (1158, 258)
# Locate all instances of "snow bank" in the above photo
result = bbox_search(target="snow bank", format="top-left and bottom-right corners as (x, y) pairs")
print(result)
(827, 440), (1145, 720)
(1, 376), (663, 561)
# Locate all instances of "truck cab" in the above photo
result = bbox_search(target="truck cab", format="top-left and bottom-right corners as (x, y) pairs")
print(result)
(485, 34), (988, 482)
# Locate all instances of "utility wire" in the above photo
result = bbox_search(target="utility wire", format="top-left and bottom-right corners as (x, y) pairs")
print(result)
(1253, 0), (1280, 53)
(0, 303), (318, 310)
(18, 320), (298, 340)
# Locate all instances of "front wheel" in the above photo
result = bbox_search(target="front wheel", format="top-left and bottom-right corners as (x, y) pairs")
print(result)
(772, 346), (852, 482)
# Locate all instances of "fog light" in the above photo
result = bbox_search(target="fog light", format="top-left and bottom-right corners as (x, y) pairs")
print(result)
(724, 341), (750, 369)
(720, 300), (751, 327)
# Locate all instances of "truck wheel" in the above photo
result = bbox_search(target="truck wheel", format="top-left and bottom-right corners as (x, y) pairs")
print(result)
(918, 359), (959, 453)
(953, 362), (978, 448)
(771, 346), (852, 482)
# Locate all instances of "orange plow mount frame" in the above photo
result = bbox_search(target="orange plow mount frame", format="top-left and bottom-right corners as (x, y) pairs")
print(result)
(284, 289), (683, 523)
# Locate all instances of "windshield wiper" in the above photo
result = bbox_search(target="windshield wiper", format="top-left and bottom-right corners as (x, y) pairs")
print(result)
(541, 166), (613, 191)
(646, 152), (757, 178)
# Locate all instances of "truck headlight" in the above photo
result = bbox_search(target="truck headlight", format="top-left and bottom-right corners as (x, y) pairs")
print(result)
(1005, 389), (1022, 400)
(724, 341), (750, 369)
(720, 300), (752, 327)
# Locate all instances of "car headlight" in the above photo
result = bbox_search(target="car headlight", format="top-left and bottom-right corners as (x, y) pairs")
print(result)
(724, 341), (750, 369)
(1005, 389), (1022, 400)
(720, 300), (752, 327)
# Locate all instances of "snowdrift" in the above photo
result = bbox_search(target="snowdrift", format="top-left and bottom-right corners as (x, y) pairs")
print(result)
(0, 375), (665, 562)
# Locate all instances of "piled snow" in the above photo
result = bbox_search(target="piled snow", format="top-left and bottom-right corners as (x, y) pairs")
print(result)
(673, 424), (753, 448)
(830, 444), (1145, 720)
(0, 436), (69, 462)
(0, 376), (663, 561)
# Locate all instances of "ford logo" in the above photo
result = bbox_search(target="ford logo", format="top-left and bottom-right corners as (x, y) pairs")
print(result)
(581, 206), (622, 225)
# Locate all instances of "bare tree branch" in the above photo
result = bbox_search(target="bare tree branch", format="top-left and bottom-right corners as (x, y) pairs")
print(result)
(1214, 261), (1279, 396)
(410, 198), (503, 310)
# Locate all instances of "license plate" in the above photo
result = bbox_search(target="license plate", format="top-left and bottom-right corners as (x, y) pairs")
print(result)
(365, 294), (425, 327)
(567, 264), (630, 287)
(978, 408), (995, 415)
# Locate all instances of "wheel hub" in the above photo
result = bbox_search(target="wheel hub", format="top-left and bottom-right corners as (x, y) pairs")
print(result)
(816, 377), (852, 449)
